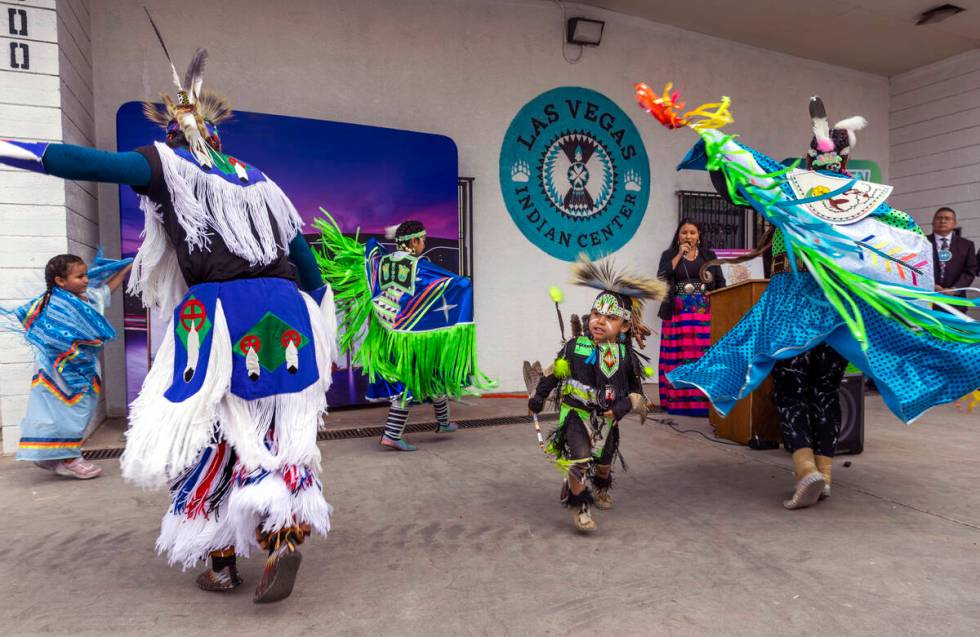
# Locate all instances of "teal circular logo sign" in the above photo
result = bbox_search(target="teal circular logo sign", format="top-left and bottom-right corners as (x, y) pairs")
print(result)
(499, 87), (650, 261)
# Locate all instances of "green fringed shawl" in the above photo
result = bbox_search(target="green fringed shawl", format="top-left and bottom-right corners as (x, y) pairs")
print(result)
(313, 210), (496, 400)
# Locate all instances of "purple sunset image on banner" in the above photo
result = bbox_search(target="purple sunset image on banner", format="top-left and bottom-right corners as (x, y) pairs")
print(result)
(117, 101), (460, 408)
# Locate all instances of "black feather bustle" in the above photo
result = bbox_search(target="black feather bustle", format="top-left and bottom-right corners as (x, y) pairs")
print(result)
(141, 90), (233, 130)
(571, 255), (667, 302)
(545, 426), (564, 453)
(547, 386), (562, 412)
(141, 95), (171, 127)
(564, 488), (595, 509)
(616, 450), (629, 473)
(195, 91), (233, 124)
(592, 473), (613, 490)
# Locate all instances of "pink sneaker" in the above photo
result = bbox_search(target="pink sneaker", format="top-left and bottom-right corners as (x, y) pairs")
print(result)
(54, 457), (102, 480)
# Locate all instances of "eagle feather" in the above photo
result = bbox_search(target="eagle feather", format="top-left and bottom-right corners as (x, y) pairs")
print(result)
(183, 48), (208, 103)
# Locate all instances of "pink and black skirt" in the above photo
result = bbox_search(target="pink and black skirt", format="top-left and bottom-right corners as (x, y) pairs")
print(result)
(658, 292), (712, 417)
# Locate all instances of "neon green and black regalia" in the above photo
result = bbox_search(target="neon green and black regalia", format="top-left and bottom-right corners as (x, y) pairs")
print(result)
(314, 213), (495, 402)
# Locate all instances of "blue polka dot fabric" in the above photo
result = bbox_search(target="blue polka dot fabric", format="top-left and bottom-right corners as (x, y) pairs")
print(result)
(667, 272), (980, 423)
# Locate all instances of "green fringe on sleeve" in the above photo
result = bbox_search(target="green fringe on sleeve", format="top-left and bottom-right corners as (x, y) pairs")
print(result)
(312, 211), (374, 356)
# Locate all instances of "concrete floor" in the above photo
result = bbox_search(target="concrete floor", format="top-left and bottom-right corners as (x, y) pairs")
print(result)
(83, 394), (538, 449)
(1, 394), (979, 636)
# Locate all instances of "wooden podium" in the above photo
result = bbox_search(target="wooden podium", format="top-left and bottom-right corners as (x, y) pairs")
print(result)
(706, 280), (780, 445)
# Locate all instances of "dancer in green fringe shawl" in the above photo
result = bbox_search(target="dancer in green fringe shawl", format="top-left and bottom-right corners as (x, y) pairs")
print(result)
(315, 212), (495, 451)
(529, 258), (664, 532)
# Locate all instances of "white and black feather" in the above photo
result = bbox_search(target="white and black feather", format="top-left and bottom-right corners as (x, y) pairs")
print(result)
(144, 8), (183, 92)
(183, 48), (208, 103)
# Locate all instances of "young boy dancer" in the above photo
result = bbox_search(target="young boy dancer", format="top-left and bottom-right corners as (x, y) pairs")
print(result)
(529, 259), (663, 531)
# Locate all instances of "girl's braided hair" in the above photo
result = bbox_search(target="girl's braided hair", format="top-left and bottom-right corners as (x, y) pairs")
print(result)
(38, 254), (84, 314)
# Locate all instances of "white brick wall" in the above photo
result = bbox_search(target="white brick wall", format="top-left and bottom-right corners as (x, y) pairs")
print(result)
(891, 50), (980, 319)
(0, 0), (99, 454)
(890, 50), (980, 243)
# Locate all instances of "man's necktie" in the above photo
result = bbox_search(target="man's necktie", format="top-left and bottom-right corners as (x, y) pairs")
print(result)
(939, 237), (949, 286)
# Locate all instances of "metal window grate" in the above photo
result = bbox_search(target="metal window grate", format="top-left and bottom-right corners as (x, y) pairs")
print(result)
(458, 177), (475, 278)
(678, 190), (767, 249)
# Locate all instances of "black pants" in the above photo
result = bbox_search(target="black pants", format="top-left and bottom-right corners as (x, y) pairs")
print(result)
(771, 343), (847, 457)
(562, 411), (620, 467)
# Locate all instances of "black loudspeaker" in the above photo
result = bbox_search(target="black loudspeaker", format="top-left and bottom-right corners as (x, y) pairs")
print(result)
(835, 374), (865, 455)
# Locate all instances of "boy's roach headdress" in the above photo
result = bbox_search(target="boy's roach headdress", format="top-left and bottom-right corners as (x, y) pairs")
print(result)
(571, 255), (667, 323)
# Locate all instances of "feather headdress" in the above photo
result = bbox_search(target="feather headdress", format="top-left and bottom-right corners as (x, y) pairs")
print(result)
(142, 10), (229, 168)
(142, 89), (233, 129)
(571, 254), (667, 322)
(807, 96), (866, 171)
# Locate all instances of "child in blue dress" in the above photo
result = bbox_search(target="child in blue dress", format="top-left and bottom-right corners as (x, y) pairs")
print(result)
(14, 253), (131, 479)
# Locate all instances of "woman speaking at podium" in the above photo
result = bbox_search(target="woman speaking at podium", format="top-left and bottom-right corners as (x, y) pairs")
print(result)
(656, 219), (726, 417)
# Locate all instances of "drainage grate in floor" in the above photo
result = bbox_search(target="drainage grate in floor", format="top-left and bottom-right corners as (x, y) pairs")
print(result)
(83, 447), (125, 460)
(317, 412), (558, 441)
(82, 412), (559, 459)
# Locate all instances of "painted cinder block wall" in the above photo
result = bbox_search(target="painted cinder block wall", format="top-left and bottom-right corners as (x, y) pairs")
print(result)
(0, 0), (102, 454)
(890, 49), (980, 241)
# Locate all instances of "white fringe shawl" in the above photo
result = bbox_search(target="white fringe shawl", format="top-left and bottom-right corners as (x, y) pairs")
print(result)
(122, 287), (338, 488)
(127, 141), (305, 315)
(315, 284), (339, 386)
(127, 196), (187, 315)
(121, 300), (233, 489)
(226, 473), (333, 558)
(223, 289), (337, 555)
(154, 288), (338, 565)
(156, 503), (236, 569)
(156, 475), (333, 568)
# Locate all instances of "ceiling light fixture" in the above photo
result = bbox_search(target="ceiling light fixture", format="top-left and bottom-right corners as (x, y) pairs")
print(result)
(916, 3), (965, 26)
(566, 17), (605, 46)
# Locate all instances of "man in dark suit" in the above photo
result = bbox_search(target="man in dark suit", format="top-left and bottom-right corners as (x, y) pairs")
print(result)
(928, 207), (977, 297)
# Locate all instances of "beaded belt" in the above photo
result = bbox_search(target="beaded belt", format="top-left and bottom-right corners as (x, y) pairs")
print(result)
(772, 254), (808, 274)
(674, 282), (706, 295)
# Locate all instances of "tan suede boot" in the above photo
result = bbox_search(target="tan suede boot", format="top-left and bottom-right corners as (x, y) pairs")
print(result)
(593, 465), (614, 510)
(783, 448), (826, 510)
(572, 503), (597, 531)
(566, 488), (598, 532)
(815, 455), (832, 500)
